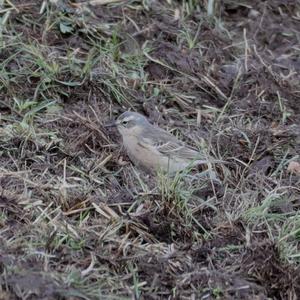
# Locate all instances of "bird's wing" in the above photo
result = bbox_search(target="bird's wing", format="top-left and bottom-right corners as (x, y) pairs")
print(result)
(138, 127), (202, 160)
(155, 140), (200, 159)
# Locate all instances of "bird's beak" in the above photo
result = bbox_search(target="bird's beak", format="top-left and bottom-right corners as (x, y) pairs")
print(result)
(104, 121), (116, 128)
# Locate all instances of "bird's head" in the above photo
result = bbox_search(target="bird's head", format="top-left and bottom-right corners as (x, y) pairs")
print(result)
(115, 111), (150, 137)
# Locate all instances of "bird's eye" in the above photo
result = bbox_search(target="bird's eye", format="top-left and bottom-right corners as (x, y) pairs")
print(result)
(122, 120), (128, 126)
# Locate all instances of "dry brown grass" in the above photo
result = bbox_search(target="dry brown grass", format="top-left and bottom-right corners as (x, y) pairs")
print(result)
(0, 0), (300, 299)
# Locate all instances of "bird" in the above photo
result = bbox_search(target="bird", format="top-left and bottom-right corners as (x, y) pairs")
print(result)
(110, 111), (219, 175)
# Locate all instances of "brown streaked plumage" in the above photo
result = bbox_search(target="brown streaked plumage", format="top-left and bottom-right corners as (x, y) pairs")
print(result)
(115, 111), (218, 175)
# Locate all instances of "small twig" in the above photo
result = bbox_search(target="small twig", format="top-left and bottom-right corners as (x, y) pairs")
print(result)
(71, 0), (123, 7)
(243, 28), (249, 73)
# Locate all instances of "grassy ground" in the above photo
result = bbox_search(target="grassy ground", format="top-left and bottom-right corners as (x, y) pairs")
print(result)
(1, 0), (300, 299)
